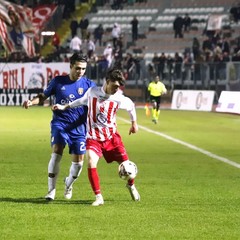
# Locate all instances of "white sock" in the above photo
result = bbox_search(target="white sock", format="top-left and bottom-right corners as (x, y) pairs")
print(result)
(48, 153), (62, 191)
(66, 161), (83, 188)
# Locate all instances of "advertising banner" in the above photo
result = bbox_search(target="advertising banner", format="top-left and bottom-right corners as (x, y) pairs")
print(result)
(0, 62), (69, 105)
(216, 91), (240, 114)
(0, 62), (69, 89)
(171, 90), (215, 111)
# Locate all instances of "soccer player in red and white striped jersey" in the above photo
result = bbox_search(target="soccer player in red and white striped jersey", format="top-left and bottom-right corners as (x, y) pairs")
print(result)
(53, 69), (140, 206)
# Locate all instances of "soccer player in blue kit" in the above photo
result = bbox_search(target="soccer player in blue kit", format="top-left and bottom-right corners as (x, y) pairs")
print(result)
(23, 53), (96, 201)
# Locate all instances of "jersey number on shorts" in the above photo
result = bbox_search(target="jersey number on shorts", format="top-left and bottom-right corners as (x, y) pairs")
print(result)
(80, 141), (86, 151)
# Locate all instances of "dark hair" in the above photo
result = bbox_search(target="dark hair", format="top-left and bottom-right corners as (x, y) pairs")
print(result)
(106, 69), (125, 86)
(70, 53), (87, 65)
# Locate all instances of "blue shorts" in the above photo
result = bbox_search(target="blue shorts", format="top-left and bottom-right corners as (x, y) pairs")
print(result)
(51, 124), (86, 155)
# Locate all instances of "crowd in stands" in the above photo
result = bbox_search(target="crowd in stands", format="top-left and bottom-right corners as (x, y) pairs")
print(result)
(2, 0), (240, 85)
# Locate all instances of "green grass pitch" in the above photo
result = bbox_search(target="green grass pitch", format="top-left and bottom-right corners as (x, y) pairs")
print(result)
(0, 106), (240, 239)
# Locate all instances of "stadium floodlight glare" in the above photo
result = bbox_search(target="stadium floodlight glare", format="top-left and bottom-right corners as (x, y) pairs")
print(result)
(41, 31), (55, 36)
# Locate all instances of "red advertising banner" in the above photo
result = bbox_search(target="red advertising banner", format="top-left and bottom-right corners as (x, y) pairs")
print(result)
(0, 62), (69, 89)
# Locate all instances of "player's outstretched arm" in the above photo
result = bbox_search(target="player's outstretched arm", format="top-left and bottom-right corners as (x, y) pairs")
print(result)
(129, 121), (138, 135)
(22, 93), (46, 109)
(52, 104), (70, 111)
(52, 96), (87, 111)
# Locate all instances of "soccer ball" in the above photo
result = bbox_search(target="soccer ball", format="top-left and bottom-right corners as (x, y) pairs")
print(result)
(118, 161), (138, 180)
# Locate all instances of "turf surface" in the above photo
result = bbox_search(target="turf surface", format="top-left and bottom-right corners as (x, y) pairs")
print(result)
(0, 106), (239, 239)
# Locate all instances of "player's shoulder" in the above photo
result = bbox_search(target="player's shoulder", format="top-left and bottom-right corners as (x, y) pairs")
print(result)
(52, 75), (69, 84)
(89, 85), (101, 93)
(55, 75), (68, 80)
(81, 76), (97, 86)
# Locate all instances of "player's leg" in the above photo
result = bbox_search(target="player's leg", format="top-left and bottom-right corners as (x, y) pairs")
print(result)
(64, 154), (84, 199)
(118, 160), (140, 201)
(151, 98), (157, 123)
(110, 132), (140, 201)
(87, 149), (103, 206)
(126, 176), (140, 201)
(45, 125), (66, 200)
(155, 98), (161, 122)
(64, 136), (86, 199)
(45, 144), (64, 200)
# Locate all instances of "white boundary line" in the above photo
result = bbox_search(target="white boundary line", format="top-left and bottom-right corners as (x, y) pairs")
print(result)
(118, 117), (240, 169)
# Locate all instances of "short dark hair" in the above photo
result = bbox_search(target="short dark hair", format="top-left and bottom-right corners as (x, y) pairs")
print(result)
(70, 53), (88, 65)
(106, 69), (125, 86)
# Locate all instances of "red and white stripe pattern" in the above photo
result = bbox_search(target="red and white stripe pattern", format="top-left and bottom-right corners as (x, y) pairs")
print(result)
(85, 87), (136, 142)
(0, 18), (15, 53)
(0, 0), (35, 57)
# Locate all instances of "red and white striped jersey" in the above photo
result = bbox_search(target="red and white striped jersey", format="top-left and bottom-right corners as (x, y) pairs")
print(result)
(69, 86), (137, 141)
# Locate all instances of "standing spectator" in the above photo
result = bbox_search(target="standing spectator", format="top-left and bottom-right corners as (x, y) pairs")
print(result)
(192, 37), (200, 60)
(217, 37), (230, 54)
(22, 53), (96, 201)
(166, 54), (174, 81)
(183, 52), (193, 81)
(103, 43), (113, 68)
(147, 75), (167, 124)
(111, 23), (121, 49)
(158, 52), (166, 80)
(79, 16), (89, 40)
(69, 35), (82, 53)
(173, 15), (184, 38)
(124, 52), (135, 80)
(113, 45), (123, 68)
(202, 35), (213, 54)
(86, 37), (96, 59)
(130, 16), (139, 43)
(70, 17), (79, 39)
(183, 13), (191, 32)
(151, 52), (159, 75)
(94, 24), (104, 46)
(174, 52), (183, 80)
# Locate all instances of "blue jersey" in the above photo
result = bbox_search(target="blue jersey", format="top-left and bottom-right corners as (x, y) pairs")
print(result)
(44, 75), (96, 131)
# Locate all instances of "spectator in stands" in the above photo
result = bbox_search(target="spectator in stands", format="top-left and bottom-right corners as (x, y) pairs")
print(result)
(158, 52), (166, 80)
(183, 13), (191, 32)
(174, 52), (183, 80)
(166, 54), (174, 81)
(69, 35), (82, 53)
(70, 17), (79, 39)
(173, 15), (184, 38)
(147, 63), (156, 79)
(111, 23), (121, 49)
(113, 45), (123, 69)
(232, 50), (240, 80)
(94, 24), (104, 46)
(103, 43), (113, 68)
(124, 52), (135, 80)
(183, 52), (193, 82)
(79, 16), (89, 40)
(192, 37), (200, 60)
(130, 16), (139, 43)
(202, 35), (213, 54)
(230, 3), (240, 23)
(217, 37), (230, 54)
(119, 35), (125, 50)
(152, 52), (159, 76)
(211, 30), (221, 48)
(86, 37), (96, 59)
